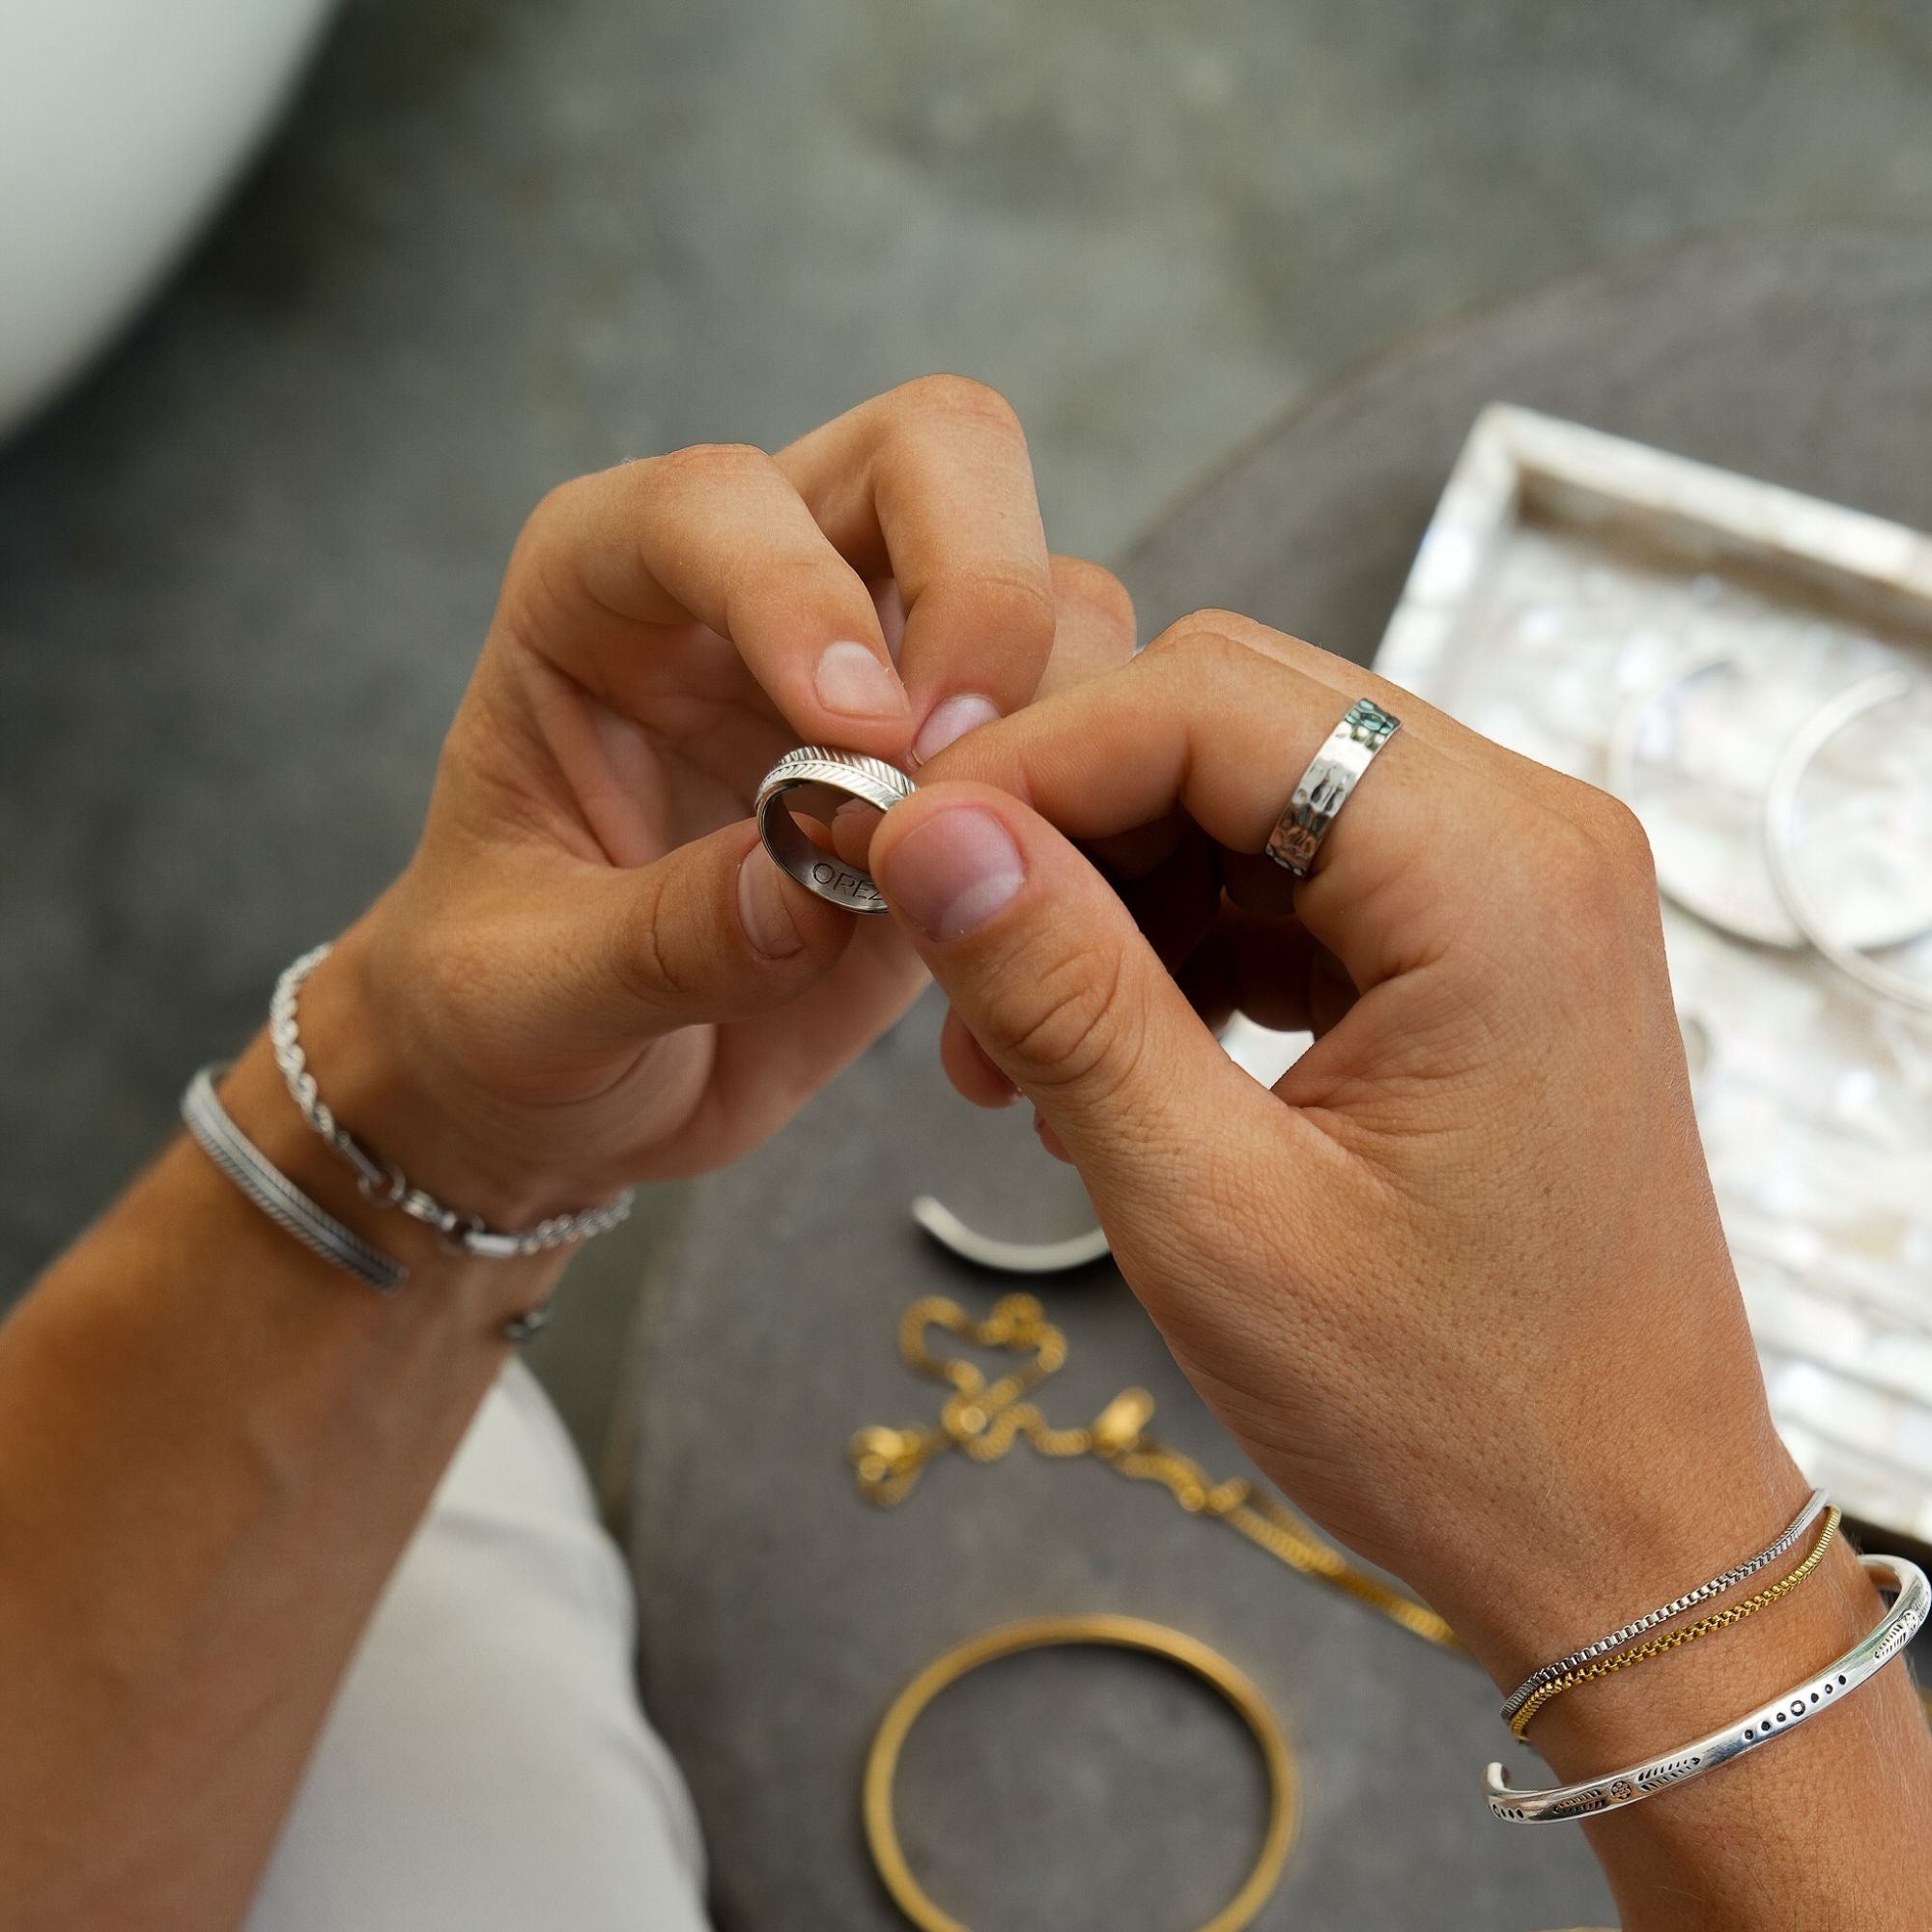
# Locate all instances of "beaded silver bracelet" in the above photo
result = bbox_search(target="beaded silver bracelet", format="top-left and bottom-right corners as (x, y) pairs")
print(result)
(1500, 1488), (1831, 1726)
(1487, 1552), (1928, 1823)
(270, 942), (634, 1262)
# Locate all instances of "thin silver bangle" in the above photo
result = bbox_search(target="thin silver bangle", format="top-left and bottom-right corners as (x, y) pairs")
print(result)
(184, 1065), (555, 1343)
(1763, 670), (1932, 1015)
(269, 943), (635, 1260)
(1500, 1489), (1830, 1725)
(182, 1066), (408, 1293)
(1487, 1552), (1928, 1823)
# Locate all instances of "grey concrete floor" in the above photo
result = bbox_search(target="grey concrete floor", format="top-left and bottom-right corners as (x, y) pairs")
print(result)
(6, 0), (1932, 1459)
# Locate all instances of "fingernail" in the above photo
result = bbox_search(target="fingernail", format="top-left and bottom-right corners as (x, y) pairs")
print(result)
(737, 847), (806, 959)
(877, 807), (1025, 940)
(913, 693), (1001, 765)
(814, 639), (908, 719)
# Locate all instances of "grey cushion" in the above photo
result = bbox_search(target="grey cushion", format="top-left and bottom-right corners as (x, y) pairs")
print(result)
(623, 232), (1932, 1931)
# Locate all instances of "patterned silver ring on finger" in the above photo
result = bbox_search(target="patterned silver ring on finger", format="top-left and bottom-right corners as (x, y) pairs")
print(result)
(754, 746), (918, 915)
(1264, 696), (1402, 879)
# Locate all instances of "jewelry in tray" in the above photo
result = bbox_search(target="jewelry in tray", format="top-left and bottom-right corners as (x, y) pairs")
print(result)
(1374, 405), (1932, 1546)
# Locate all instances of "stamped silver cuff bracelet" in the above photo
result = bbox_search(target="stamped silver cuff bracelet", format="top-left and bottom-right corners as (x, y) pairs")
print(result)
(1486, 1552), (1928, 1824)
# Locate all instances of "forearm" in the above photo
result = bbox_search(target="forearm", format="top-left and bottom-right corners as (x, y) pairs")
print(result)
(0, 941), (564, 1931)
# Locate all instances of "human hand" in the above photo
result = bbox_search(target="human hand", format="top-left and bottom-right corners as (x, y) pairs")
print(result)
(308, 379), (1136, 1222)
(867, 611), (1796, 1678)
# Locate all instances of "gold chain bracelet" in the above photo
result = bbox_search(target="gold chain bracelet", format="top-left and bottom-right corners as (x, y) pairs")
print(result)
(1508, 1506), (1842, 1738)
(866, 1615), (1298, 1932)
(851, 1293), (1460, 1653)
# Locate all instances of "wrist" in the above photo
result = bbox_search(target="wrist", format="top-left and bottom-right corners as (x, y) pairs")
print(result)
(1425, 1454), (1932, 1927)
(295, 910), (602, 1231)
(213, 1031), (568, 1331)
(1414, 1422), (1801, 1692)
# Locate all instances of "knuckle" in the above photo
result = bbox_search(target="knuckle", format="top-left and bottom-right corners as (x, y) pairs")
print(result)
(649, 440), (773, 488)
(962, 567), (1059, 648)
(1585, 789), (1658, 881)
(1531, 809), (1648, 936)
(889, 372), (1023, 435)
(999, 937), (1140, 1103)
(506, 476), (586, 582)
(1141, 615), (1260, 674)
(1176, 606), (1256, 639)
(613, 866), (695, 1015)
(1051, 555), (1136, 634)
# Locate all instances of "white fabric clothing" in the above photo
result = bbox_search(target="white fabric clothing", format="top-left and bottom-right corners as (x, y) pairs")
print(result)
(243, 1360), (709, 1932)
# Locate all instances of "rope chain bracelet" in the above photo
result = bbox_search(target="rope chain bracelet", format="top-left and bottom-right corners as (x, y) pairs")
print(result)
(270, 943), (635, 1262)
(1499, 1487), (1830, 1726)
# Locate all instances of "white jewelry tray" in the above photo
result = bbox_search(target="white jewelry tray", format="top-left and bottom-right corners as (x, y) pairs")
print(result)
(1374, 405), (1932, 1544)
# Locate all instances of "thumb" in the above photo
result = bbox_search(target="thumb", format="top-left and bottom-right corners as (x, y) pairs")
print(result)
(577, 819), (860, 1040)
(869, 781), (1268, 1213)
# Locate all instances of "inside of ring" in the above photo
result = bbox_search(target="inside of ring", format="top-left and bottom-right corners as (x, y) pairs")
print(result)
(761, 779), (890, 913)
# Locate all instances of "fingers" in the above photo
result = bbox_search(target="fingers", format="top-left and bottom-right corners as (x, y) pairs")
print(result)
(501, 383), (1136, 781)
(1036, 554), (1137, 697)
(925, 549), (1135, 1103)
(939, 1004), (1020, 1108)
(778, 377), (1060, 762)
(913, 615), (1555, 994)
(869, 781), (1277, 1217)
(504, 448), (914, 758)
(578, 820), (861, 1039)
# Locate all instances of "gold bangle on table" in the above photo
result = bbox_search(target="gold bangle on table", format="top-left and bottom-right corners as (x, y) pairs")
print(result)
(863, 1615), (1298, 1932)
(1510, 1507), (1842, 1740)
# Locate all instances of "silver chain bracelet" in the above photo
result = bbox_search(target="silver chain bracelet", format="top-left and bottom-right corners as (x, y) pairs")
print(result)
(269, 943), (635, 1264)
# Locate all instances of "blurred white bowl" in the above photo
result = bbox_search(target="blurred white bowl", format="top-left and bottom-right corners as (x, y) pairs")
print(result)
(0, 0), (340, 440)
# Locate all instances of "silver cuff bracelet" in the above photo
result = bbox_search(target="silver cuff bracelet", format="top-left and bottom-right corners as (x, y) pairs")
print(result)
(183, 1065), (408, 1294)
(1486, 1551), (1928, 1823)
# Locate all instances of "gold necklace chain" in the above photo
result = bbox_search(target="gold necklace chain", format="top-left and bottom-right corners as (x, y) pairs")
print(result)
(850, 1293), (1461, 1655)
(850, 1293), (1932, 1724)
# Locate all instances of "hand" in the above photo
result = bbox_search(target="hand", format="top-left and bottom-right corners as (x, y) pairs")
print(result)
(867, 611), (1794, 1671)
(313, 378), (1137, 1218)
(872, 612), (1932, 1932)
